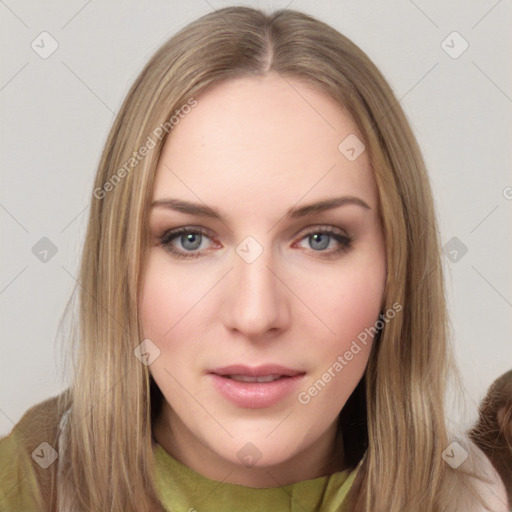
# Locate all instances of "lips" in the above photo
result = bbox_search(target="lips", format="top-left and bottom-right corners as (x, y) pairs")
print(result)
(209, 364), (304, 378)
(208, 364), (306, 409)
(207, 364), (306, 408)
(227, 374), (283, 383)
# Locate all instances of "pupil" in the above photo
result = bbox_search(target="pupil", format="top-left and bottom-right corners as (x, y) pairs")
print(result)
(310, 233), (329, 250)
(183, 233), (201, 250)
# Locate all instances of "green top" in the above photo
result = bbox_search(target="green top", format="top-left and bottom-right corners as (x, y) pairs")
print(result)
(153, 442), (359, 512)
(0, 397), (360, 512)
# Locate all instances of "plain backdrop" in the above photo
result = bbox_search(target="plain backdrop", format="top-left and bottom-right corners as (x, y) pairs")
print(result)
(1, 0), (511, 437)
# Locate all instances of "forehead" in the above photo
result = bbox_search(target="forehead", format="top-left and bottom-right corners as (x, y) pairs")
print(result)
(153, 73), (377, 216)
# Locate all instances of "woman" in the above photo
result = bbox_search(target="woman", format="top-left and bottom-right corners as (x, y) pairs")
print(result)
(0, 6), (507, 512)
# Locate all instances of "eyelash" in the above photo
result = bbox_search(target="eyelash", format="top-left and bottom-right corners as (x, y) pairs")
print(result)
(157, 225), (353, 260)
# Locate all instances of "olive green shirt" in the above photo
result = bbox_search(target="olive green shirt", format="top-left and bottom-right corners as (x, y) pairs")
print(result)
(0, 397), (359, 511)
(153, 442), (359, 511)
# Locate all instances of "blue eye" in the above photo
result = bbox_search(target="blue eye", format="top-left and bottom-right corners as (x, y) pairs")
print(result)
(158, 228), (212, 259)
(296, 226), (353, 257)
(158, 226), (352, 260)
(175, 231), (203, 251)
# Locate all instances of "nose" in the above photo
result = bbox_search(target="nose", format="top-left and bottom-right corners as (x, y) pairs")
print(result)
(222, 239), (290, 340)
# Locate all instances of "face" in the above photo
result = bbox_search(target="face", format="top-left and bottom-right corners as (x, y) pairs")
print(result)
(139, 72), (387, 486)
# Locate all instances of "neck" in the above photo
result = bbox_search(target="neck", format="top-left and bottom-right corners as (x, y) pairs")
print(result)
(153, 404), (346, 487)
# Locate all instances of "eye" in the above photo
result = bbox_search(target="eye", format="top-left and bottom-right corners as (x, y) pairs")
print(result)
(294, 226), (353, 257)
(158, 225), (352, 260)
(158, 227), (217, 260)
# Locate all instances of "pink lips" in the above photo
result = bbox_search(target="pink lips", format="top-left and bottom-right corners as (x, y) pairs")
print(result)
(210, 364), (304, 377)
(208, 364), (306, 409)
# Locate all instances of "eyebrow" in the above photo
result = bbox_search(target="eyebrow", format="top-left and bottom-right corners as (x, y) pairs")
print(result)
(151, 195), (371, 221)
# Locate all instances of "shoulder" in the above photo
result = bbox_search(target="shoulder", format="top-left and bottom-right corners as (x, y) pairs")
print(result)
(0, 428), (41, 510)
(455, 437), (509, 512)
(0, 391), (71, 511)
(3, 391), (69, 452)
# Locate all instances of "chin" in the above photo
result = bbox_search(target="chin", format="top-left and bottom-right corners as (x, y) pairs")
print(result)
(215, 426), (317, 469)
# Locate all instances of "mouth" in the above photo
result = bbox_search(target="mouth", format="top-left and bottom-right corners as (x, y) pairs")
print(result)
(207, 364), (306, 408)
(221, 374), (290, 383)
(209, 364), (305, 380)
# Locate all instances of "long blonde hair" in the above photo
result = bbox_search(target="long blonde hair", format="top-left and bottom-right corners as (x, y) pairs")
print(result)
(47, 6), (488, 511)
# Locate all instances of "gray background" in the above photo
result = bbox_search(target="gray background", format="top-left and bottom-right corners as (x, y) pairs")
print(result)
(1, 0), (511, 437)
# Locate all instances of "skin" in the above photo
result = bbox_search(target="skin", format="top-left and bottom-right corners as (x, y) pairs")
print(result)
(139, 72), (387, 487)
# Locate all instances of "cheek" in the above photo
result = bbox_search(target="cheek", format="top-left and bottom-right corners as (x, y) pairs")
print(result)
(295, 306), (380, 413)
(139, 252), (206, 342)
(298, 255), (386, 348)
(139, 253), (201, 397)
(337, 267), (385, 339)
(293, 250), (386, 403)
(139, 268), (169, 341)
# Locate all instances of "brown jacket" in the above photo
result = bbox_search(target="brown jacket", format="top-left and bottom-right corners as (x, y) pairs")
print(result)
(0, 391), (70, 512)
